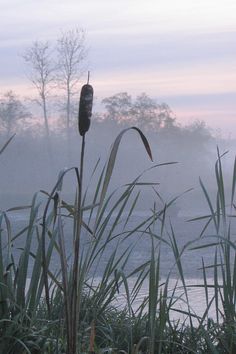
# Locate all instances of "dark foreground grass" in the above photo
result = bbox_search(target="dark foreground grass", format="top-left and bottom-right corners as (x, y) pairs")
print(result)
(1, 132), (236, 354)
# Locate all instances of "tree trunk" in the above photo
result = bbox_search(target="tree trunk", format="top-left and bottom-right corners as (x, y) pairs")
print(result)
(42, 96), (53, 166)
(66, 85), (71, 163)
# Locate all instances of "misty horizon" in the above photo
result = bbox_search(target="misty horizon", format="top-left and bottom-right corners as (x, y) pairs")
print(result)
(1, 0), (236, 136)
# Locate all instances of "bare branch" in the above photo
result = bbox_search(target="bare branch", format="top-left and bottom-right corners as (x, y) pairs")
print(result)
(56, 28), (88, 130)
(22, 41), (55, 139)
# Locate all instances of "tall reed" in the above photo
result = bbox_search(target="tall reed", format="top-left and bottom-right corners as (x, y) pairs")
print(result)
(3, 107), (236, 353)
(39, 79), (155, 354)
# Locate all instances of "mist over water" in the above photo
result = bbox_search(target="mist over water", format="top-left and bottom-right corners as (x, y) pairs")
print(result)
(1, 104), (236, 330)
(1, 116), (236, 263)
(1, 117), (235, 216)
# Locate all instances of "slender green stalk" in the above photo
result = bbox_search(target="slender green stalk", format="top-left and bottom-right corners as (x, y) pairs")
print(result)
(70, 134), (85, 354)
(41, 167), (77, 316)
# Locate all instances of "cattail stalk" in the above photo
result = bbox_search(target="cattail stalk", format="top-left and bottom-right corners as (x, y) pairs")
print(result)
(68, 73), (93, 354)
(69, 134), (85, 354)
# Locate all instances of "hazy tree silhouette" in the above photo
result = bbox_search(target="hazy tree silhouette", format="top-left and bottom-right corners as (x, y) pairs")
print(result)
(22, 41), (55, 163)
(22, 41), (54, 141)
(56, 28), (87, 132)
(0, 91), (32, 137)
(132, 93), (176, 132)
(101, 92), (176, 132)
(102, 92), (132, 122)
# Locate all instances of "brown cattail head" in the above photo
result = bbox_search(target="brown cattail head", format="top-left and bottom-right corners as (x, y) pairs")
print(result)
(78, 82), (93, 136)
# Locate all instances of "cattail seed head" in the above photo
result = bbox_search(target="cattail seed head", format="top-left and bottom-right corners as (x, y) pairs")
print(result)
(78, 83), (93, 136)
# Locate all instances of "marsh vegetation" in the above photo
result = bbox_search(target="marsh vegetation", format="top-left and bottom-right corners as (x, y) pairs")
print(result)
(1, 119), (236, 353)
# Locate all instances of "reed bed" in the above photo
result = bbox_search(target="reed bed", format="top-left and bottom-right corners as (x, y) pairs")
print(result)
(1, 121), (236, 352)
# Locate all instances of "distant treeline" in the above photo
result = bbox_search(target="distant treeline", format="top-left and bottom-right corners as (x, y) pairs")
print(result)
(0, 89), (219, 199)
(0, 89), (213, 140)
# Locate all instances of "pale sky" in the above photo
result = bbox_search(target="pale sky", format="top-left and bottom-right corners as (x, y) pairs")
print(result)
(1, 0), (236, 136)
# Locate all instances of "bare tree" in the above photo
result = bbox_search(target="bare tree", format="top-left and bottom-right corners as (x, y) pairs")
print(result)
(23, 41), (54, 140)
(0, 91), (32, 137)
(56, 28), (87, 132)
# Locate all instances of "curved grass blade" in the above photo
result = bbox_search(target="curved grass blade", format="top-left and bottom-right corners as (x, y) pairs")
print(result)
(0, 134), (15, 155)
(97, 127), (153, 221)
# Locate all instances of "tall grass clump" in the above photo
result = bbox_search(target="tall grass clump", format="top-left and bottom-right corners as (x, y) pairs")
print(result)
(46, 79), (156, 354)
(184, 149), (236, 352)
(0, 80), (173, 353)
(2, 80), (236, 353)
(0, 135), (55, 353)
